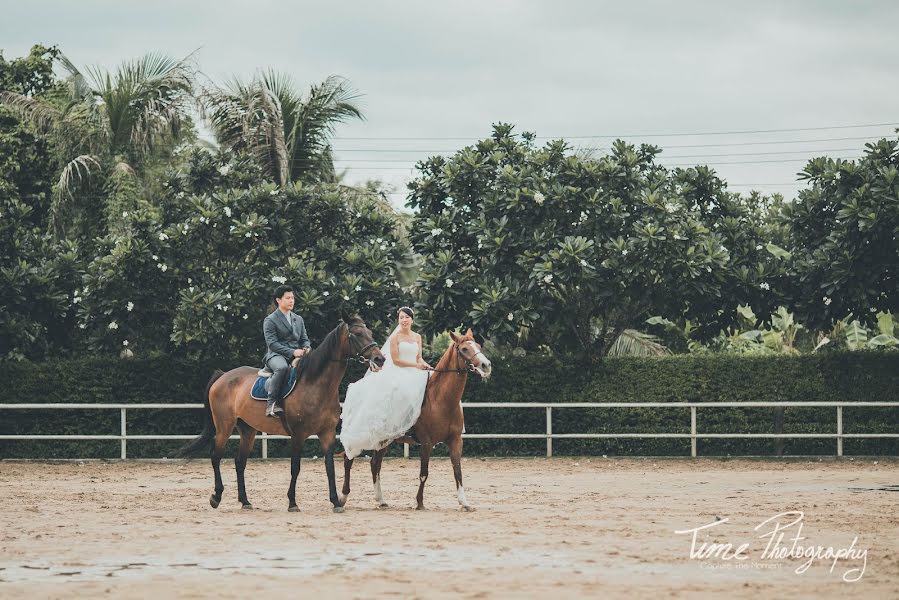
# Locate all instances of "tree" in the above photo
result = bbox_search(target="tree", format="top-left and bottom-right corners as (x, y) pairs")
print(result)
(0, 45), (81, 360)
(0, 51), (196, 237)
(406, 124), (773, 360)
(779, 136), (899, 331)
(201, 72), (363, 186)
(72, 147), (411, 358)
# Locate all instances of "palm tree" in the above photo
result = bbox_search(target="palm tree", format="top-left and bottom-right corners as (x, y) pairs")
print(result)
(201, 71), (363, 186)
(0, 52), (195, 236)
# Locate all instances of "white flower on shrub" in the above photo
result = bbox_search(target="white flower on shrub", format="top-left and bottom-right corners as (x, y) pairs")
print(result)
(225, 208), (233, 218)
(580, 259), (588, 267)
(355, 285), (362, 291)
(507, 313), (514, 321)
(823, 296), (832, 306)
(365, 300), (375, 307)
(242, 314), (248, 320)
(430, 228), (443, 236)
(244, 232), (251, 238)
(126, 302), (134, 312)
(759, 282), (770, 290)
(122, 340), (129, 346)
(756, 244), (764, 250)
(108, 321), (119, 330)
(158, 233), (169, 241)
(272, 276), (287, 284)
(216, 303), (223, 310)
(219, 165), (231, 176)
(151, 254), (159, 261)
(78, 323), (86, 329)
(270, 189), (278, 196)
(343, 295), (350, 301)
(474, 288), (480, 293)
(157, 263), (167, 272)
(543, 274), (553, 284)
(122, 211), (129, 218)
(323, 291), (330, 297)
(445, 278), (454, 288)
(533, 192), (545, 205)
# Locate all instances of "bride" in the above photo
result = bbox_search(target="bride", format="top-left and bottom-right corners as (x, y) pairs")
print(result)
(339, 306), (432, 460)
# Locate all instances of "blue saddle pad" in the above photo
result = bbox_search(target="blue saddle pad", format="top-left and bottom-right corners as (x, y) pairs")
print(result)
(250, 368), (298, 401)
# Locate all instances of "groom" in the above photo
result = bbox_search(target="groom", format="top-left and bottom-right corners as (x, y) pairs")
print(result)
(262, 285), (311, 417)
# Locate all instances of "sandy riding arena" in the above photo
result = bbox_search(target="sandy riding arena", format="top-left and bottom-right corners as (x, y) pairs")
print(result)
(0, 457), (896, 598)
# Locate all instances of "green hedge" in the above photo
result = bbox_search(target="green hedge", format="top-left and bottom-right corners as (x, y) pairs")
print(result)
(1, 352), (897, 459)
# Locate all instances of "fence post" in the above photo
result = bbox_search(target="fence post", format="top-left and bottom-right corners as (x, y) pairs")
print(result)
(690, 406), (697, 458)
(262, 432), (268, 459)
(120, 408), (127, 460)
(404, 443), (410, 459)
(836, 406), (843, 457)
(546, 406), (553, 458)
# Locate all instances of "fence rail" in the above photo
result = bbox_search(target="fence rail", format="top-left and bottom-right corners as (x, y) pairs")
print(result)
(1, 402), (897, 459)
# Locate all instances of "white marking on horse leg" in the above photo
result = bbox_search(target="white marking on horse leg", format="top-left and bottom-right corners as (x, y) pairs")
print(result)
(374, 476), (385, 505)
(338, 492), (347, 505)
(457, 485), (469, 507)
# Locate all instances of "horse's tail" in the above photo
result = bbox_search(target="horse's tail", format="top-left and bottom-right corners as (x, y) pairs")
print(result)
(174, 369), (225, 458)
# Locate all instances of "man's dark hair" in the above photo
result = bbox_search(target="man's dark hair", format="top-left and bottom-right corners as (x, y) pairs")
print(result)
(273, 285), (294, 300)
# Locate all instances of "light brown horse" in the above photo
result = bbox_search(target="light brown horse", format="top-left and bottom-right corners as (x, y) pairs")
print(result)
(180, 314), (385, 513)
(339, 329), (492, 511)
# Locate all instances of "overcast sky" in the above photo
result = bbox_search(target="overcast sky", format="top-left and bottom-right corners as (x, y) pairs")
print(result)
(3, 1), (897, 208)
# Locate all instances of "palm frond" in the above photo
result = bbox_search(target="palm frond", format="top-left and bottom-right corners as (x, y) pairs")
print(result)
(0, 91), (62, 133)
(49, 154), (102, 236)
(608, 329), (671, 357)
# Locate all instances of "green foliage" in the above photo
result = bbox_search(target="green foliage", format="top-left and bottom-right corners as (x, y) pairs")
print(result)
(201, 72), (363, 185)
(781, 137), (899, 330)
(1, 352), (896, 458)
(406, 125), (782, 360)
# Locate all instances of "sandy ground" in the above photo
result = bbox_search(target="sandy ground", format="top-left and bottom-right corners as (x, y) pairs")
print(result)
(0, 457), (896, 599)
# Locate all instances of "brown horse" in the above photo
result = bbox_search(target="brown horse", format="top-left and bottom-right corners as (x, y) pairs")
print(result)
(180, 314), (385, 513)
(339, 329), (492, 511)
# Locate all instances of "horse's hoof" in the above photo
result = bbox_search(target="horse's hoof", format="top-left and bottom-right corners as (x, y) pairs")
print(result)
(242, 503), (254, 510)
(209, 495), (220, 509)
(378, 503), (389, 509)
(333, 506), (345, 514)
(461, 505), (476, 512)
(416, 505), (426, 511)
(288, 505), (300, 513)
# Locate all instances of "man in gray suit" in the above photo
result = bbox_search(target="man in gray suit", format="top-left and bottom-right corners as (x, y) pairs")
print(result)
(263, 285), (312, 417)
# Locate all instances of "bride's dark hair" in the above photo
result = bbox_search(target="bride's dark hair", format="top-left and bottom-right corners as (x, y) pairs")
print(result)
(398, 306), (414, 319)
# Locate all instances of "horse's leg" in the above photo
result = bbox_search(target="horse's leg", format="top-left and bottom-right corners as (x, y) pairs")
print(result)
(339, 455), (354, 507)
(287, 435), (304, 512)
(371, 447), (389, 508)
(320, 428), (345, 513)
(448, 434), (474, 511)
(415, 444), (432, 510)
(209, 419), (233, 509)
(235, 421), (257, 509)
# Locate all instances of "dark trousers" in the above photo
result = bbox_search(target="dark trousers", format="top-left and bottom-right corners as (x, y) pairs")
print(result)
(266, 355), (290, 403)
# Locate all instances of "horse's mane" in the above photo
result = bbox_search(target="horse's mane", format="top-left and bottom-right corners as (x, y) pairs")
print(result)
(298, 315), (366, 382)
(298, 321), (346, 382)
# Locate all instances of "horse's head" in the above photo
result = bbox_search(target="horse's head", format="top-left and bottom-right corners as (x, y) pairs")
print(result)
(450, 328), (492, 379)
(342, 312), (386, 370)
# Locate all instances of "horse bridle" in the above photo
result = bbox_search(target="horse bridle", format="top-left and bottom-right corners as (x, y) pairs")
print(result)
(346, 323), (379, 364)
(429, 340), (486, 374)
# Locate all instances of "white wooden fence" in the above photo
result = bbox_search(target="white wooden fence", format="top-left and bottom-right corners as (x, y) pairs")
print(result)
(1, 401), (897, 459)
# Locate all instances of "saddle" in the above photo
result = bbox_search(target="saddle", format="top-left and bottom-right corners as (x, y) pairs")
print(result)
(250, 356), (302, 401)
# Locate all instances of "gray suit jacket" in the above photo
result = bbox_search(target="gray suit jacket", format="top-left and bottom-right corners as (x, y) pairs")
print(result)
(263, 309), (311, 364)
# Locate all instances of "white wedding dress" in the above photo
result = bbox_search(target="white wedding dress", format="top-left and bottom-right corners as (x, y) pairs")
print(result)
(339, 337), (430, 460)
